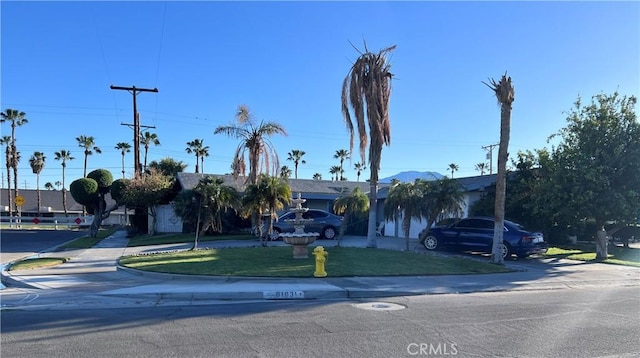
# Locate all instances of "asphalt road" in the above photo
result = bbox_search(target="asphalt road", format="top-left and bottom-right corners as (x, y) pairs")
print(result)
(2, 286), (639, 358)
(0, 229), (87, 264)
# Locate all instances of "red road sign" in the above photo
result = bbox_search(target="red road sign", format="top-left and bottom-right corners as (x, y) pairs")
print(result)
(75, 217), (82, 225)
(32, 217), (40, 224)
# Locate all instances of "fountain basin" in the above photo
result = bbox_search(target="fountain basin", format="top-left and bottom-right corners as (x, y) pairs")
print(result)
(282, 233), (319, 259)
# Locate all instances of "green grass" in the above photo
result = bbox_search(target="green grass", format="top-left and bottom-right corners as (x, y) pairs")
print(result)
(56, 227), (119, 250)
(119, 247), (513, 277)
(8, 257), (69, 271)
(545, 244), (640, 267)
(127, 233), (255, 247)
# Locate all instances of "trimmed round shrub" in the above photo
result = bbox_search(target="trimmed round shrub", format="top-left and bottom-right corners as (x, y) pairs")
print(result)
(87, 169), (113, 194)
(70, 178), (99, 206)
(110, 178), (129, 203)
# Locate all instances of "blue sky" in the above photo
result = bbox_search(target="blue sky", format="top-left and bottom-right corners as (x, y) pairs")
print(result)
(2, 1), (639, 191)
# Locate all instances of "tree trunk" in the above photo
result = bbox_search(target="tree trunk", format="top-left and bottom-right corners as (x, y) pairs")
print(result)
(595, 221), (608, 261)
(403, 214), (411, 251)
(36, 174), (41, 215)
(6, 161), (12, 217)
(62, 188), (68, 216)
(148, 206), (157, 236)
(13, 147), (19, 216)
(491, 103), (512, 265)
(366, 181), (378, 248)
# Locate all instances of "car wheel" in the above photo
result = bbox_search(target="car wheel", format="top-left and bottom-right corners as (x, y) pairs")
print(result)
(423, 235), (439, 250)
(272, 227), (282, 240)
(500, 242), (511, 258)
(321, 226), (337, 240)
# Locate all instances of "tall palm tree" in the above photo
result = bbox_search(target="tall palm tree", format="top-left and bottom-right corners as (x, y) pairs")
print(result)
(312, 173), (322, 181)
(185, 139), (205, 173)
(383, 180), (424, 250)
(115, 142), (131, 179)
(76, 135), (101, 177)
(54, 150), (75, 216)
(286, 149), (306, 179)
(140, 131), (160, 172)
(333, 187), (369, 246)
(334, 149), (350, 180)
(1, 109), (29, 215)
(54, 181), (62, 190)
(475, 162), (488, 175)
(0, 136), (12, 214)
(44, 182), (55, 190)
(215, 105), (287, 231)
(215, 105), (287, 186)
(341, 43), (396, 248)
(29, 151), (46, 214)
(329, 165), (341, 181)
(448, 163), (459, 178)
(484, 73), (515, 265)
(198, 144), (210, 173)
(354, 162), (366, 182)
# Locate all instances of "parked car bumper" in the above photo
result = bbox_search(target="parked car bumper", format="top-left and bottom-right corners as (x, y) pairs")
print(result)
(514, 243), (548, 257)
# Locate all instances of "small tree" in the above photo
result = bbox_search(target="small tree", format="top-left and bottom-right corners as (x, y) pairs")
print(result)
(548, 92), (640, 260)
(69, 169), (121, 238)
(193, 176), (241, 243)
(333, 187), (369, 246)
(148, 157), (188, 177)
(120, 169), (174, 236)
(384, 180), (424, 250)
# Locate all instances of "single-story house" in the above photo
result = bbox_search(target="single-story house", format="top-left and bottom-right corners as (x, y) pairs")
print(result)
(2, 172), (498, 237)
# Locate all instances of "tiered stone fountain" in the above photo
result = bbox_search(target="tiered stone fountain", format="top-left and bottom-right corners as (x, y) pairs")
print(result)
(281, 193), (320, 259)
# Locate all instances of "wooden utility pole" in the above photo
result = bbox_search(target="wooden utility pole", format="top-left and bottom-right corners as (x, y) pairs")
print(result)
(110, 85), (158, 178)
(482, 143), (499, 175)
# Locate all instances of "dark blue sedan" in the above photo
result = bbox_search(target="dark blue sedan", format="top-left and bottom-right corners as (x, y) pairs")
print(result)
(419, 217), (548, 258)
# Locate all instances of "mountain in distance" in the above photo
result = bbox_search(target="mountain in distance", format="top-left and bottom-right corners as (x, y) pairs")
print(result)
(379, 171), (444, 183)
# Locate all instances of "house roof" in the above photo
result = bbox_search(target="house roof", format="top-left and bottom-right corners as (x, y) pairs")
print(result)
(175, 172), (387, 199)
(455, 174), (498, 192)
(376, 174), (498, 199)
(1, 188), (121, 214)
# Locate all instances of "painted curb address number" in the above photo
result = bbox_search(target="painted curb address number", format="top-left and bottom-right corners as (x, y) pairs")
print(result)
(263, 290), (305, 300)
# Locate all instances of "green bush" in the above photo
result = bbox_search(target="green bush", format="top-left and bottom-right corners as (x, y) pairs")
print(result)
(111, 178), (129, 203)
(70, 178), (99, 206)
(87, 169), (113, 194)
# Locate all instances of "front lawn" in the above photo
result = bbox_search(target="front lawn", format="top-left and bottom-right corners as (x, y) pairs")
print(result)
(544, 243), (640, 267)
(119, 247), (513, 277)
(127, 233), (255, 247)
(8, 257), (69, 271)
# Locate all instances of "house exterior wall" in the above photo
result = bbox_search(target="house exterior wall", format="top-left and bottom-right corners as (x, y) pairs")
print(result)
(381, 192), (482, 239)
(154, 204), (183, 233)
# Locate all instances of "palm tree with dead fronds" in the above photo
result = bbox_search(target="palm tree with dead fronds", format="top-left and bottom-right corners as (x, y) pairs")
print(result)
(341, 43), (396, 248)
(483, 73), (515, 265)
(214, 105), (287, 186)
(215, 105), (287, 230)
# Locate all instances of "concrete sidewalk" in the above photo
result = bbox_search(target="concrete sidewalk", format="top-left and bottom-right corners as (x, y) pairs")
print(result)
(2, 230), (639, 303)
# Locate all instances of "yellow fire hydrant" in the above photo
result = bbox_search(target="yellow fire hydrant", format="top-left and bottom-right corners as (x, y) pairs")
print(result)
(313, 246), (328, 277)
